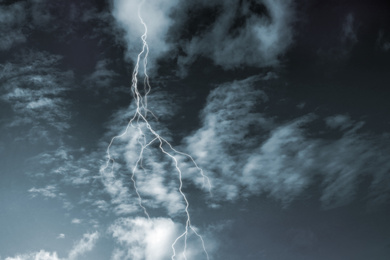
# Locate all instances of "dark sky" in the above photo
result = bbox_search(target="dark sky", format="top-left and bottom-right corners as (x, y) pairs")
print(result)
(1, 0), (390, 259)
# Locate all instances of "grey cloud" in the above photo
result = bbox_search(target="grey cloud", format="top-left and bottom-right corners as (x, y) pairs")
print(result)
(0, 51), (74, 143)
(184, 76), (273, 201)
(177, 0), (295, 74)
(0, 3), (27, 51)
(4, 231), (99, 260)
(325, 114), (353, 130)
(376, 30), (390, 52)
(111, 0), (179, 74)
(317, 13), (359, 62)
(0, 0), (57, 51)
(84, 59), (119, 90)
(341, 13), (358, 44)
(111, 0), (295, 75)
(184, 77), (390, 208)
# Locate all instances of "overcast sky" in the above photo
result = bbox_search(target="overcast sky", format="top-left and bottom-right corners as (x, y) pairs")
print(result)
(1, 0), (390, 259)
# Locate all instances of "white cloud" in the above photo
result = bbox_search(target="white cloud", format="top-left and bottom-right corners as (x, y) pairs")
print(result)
(5, 250), (60, 260)
(184, 76), (272, 201)
(5, 231), (99, 260)
(109, 217), (182, 260)
(112, 0), (179, 73)
(184, 77), (390, 208)
(29, 185), (57, 198)
(57, 234), (65, 239)
(71, 219), (82, 224)
(68, 232), (99, 260)
(98, 91), (185, 216)
(112, 0), (295, 75)
(0, 51), (73, 143)
(177, 0), (295, 74)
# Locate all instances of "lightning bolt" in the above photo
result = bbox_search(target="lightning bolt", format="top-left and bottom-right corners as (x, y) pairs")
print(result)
(101, 0), (211, 259)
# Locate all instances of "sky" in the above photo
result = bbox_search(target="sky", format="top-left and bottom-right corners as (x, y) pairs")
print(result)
(1, 0), (390, 259)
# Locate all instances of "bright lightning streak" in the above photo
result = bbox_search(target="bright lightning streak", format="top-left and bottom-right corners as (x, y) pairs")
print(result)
(101, 0), (211, 259)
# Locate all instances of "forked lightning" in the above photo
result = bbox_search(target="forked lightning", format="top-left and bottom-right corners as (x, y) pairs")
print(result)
(100, 0), (211, 259)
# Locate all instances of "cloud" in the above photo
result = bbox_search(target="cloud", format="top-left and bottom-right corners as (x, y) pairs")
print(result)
(5, 250), (60, 260)
(109, 217), (217, 260)
(0, 51), (74, 143)
(68, 232), (99, 260)
(184, 77), (390, 208)
(0, 3), (27, 51)
(4, 231), (98, 260)
(317, 13), (358, 62)
(112, 0), (295, 76)
(112, 0), (179, 73)
(83, 59), (120, 90)
(57, 234), (65, 239)
(0, 0), (57, 51)
(109, 217), (183, 260)
(376, 30), (390, 52)
(184, 76), (272, 201)
(341, 13), (358, 44)
(71, 219), (82, 224)
(98, 90), (185, 216)
(177, 0), (295, 74)
(28, 185), (57, 198)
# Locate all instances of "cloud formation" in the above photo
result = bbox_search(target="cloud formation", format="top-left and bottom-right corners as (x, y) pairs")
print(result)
(177, 0), (295, 72)
(99, 92), (185, 216)
(4, 232), (99, 260)
(112, 0), (179, 73)
(109, 217), (182, 260)
(0, 51), (74, 143)
(111, 0), (295, 75)
(0, 3), (27, 51)
(184, 77), (390, 208)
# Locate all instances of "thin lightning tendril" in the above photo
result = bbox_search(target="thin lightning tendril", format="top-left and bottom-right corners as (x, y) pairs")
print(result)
(100, 0), (211, 259)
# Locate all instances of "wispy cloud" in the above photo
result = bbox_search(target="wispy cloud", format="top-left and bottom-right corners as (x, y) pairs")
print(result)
(184, 76), (390, 208)
(4, 231), (99, 260)
(83, 59), (121, 92)
(376, 30), (390, 52)
(97, 89), (187, 216)
(28, 185), (57, 199)
(177, 0), (295, 74)
(68, 232), (99, 260)
(0, 3), (27, 51)
(341, 13), (358, 44)
(0, 51), (74, 143)
(112, 0), (295, 76)
(317, 13), (359, 62)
